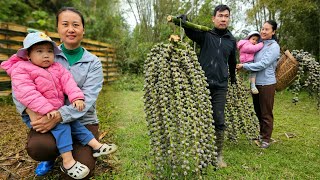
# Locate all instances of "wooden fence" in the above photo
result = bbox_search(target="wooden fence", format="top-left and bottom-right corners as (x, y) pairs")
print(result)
(0, 22), (119, 96)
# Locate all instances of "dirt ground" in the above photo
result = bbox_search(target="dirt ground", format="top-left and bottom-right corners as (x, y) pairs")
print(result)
(0, 104), (116, 180)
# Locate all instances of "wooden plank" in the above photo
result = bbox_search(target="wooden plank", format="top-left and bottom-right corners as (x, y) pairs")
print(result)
(3, 44), (21, 51)
(107, 57), (115, 62)
(0, 53), (9, 60)
(0, 48), (16, 55)
(0, 68), (7, 73)
(0, 76), (10, 82)
(99, 57), (107, 62)
(0, 22), (28, 33)
(100, 62), (108, 67)
(0, 35), (24, 42)
(107, 72), (119, 76)
(91, 51), (107, 57)
(107, 67), (118, 72)
(107, 65), (118, 68)
(0, 90), (11, 96)
(82, 38), (113, 48)
(45, 31), (60, 39)
(107, 53), (116, 57)
(84, 45), (116, 53)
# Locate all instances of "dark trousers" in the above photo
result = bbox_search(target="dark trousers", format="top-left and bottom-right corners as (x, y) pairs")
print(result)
(252, 84), (276, 143)
(209, 88), (227, 131)
(26, 124), (99, 179)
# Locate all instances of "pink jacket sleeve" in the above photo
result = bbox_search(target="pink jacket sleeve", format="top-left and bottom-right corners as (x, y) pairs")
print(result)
(57, 63), (85, 103)
(0, 54), (26, 76)
(240, 41), (264, 54)
(11, 64), (55, 115)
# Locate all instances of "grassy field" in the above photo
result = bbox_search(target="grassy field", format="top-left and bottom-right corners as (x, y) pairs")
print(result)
(95, 77), (320, 180)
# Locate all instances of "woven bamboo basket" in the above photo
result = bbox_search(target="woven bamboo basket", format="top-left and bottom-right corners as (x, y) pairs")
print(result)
(275, 50), (299, 91)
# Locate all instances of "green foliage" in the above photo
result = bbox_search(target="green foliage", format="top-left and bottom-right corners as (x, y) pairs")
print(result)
(245, 0), (319, 60)
(0, 95), (13, 105)
(28, 10), (54, 29)
(0, 0), (32, 25)
(192, 0), (214, 28)
(71, 0), (129, 43)
(278, 0), (319, 58)
(117, 36), (154, 74)
(111, 73), (144, 91)
(0, 0), (71, 31)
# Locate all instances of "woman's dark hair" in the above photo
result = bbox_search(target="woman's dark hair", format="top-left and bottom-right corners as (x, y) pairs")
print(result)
(56, 7), (85, 28)
(265, 20), (278, 41)
(213, 5), (230, 16)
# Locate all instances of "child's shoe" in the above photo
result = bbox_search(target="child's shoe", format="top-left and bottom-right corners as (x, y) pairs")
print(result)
(93, 143), (118, 157)
(60, 161), (90, 179)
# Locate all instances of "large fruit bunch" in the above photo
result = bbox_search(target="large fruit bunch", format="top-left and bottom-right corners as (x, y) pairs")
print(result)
(290, 50), (320, 109)
(144, 41), (216, 179)
(225, 76), (259, 142)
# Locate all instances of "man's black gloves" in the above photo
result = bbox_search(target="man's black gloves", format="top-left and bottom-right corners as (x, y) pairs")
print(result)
(176, 14), (189, 24)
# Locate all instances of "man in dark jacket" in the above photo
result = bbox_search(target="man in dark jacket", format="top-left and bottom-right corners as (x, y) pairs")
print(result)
(178, 4), (237, 168)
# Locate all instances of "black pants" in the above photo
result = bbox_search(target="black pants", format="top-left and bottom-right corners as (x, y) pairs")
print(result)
(209, 88), (227, 131)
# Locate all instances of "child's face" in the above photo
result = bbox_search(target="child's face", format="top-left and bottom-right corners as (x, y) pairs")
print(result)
(27, 42), (55, 68)
(249, 35), (259, 45)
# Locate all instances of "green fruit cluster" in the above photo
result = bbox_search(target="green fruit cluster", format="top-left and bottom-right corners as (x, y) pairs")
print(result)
(143, 41), (216, 179)
(225, 76), (260, 142)
(291, 50), (320, 109)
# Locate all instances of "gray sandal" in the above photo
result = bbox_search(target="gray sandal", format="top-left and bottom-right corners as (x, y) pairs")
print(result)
(60, 161), (90, 179)
(93, 143), (118, 157)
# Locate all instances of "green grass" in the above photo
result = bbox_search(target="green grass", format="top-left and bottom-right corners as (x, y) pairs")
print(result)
(96, 85), (152, 180)
(96, 77), (320, 179)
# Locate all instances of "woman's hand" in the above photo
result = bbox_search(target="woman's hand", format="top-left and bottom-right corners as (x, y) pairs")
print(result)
(236, 64), (244, 70)
(29, 109), (62, 133)
(25, 108), (42, 122)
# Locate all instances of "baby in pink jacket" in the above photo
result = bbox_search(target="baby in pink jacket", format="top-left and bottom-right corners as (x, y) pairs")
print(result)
(1, 32), (117, 179)
(237, 31), (263, 94)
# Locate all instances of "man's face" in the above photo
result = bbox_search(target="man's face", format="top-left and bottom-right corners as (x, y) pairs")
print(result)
(212, 10), (230, 30)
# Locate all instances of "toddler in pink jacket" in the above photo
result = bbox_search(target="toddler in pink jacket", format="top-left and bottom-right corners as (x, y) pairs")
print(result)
(237, 31), (263, 94)
(1, 32), (117, 179)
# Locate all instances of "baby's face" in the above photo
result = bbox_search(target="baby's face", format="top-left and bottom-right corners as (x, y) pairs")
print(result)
(27, 42), (55, 68)
(249, 36), (259, 45)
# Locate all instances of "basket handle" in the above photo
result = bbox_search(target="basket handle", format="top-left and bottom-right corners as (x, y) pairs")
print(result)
(284, 50), (297, 62)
